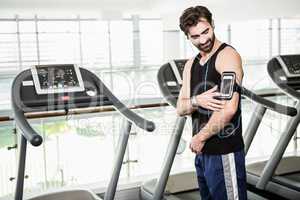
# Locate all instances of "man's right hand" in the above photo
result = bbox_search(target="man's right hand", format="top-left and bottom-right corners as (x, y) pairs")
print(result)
(194, 85), (225, 111)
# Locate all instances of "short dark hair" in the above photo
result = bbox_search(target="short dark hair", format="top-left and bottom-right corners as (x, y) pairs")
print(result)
(179, 6), (213, 36)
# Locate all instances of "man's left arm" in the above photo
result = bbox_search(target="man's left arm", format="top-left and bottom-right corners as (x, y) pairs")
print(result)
(190, 47), (243, 154)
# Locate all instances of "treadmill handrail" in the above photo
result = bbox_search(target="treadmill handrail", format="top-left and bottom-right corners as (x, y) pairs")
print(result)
(12, 69), (155, 145)
(267, 56), (300, 100)
(86, 69), (155, 132)
(12, 106), (43, 146)
(157, 63), (296, 117)
(241, 87), (297, 116)
(11, 73), (43, 146)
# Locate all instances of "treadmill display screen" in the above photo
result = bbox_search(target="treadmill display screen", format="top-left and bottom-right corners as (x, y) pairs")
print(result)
(31, 64), (85, 94)
(277, 55), (300, 78)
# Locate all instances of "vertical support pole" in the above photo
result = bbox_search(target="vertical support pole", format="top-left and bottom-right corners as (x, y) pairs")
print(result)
(227, 24), (231, 45)
(152, 117), (186, 200)
(34, 15), (41, 65)
(257, 102), (300, 189)
(132, 15), (141, 69)
(77, 15), (83, 65)
(104, 120), (132, 200)
(268, 19), (273, 59)
(16, 15), (23, 71)
(14, 134), (27, 200)
(244, 105), (266, 155)
(278, 18), (281, 55)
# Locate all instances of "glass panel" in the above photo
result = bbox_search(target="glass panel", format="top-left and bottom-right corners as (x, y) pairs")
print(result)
(231, 20), (270, 60)
(0, 78), (13, 110)
(0, 124), (16, 198)
(110, 21), (133, 67)
(111, 68), (161, 101)
(19, 21), (38, 67)
(242, 64), (277, 90)
(38, 21), (81, 64)
(281, 18), (300, 54)
(182, 36), (199, 58)
(140, 20), (163, 66)
(21, 115), (120, 196)
(0, 34), (19, 71)
(271, 19), (280, 56)
(214, 23), (229, 44)
(245, 96), (297, 160)
(129, 107), (194, 177)
(0, 21), (16, 33)
(80, 21), (110, 68)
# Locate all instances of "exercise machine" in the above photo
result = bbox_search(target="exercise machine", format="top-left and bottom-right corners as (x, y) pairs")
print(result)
(246, 55), (300, 200)
(140, 59), (297, 200)
(11, 64), (155, 200)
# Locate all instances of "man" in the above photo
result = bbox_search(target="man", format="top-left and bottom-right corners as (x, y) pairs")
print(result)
(177, 6), (247, 200)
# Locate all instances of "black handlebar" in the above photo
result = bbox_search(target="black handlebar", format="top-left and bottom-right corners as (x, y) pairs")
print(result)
(11, 74), (43, 146)
(13, 108), (43, 146)
(241, 86), (297, 116)
(88, 71), (155, 132)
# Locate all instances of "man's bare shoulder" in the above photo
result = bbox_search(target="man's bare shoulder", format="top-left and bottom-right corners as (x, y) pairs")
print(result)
(216, 45), (243, 82)
(183, 57), (195, 73)
(217, 46), (242, 66)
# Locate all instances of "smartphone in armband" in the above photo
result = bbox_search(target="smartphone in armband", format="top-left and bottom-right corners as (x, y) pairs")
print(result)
(217, 71), (236, 100)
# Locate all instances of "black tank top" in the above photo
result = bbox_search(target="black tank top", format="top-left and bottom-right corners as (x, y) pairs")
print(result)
(190, 43), (244, 154)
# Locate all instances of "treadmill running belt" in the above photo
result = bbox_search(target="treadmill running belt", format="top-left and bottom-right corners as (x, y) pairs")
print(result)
(167, 190), (268, 200)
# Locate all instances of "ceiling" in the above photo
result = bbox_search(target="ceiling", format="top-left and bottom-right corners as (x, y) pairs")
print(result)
(0, 0), (299, 22)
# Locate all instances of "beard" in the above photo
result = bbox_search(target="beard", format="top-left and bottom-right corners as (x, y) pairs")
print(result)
(196, 33), (215, 53)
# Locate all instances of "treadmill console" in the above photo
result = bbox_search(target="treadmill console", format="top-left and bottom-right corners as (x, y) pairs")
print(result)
(276, 55), (300, 78)
(18, 64), (110, 111)
(31, 64), (84, 94)
(165, 59), (188, 96)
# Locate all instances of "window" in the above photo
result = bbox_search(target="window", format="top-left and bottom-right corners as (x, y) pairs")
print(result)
(140, 20), (163, 66)
(80, 21), (110, 68)
(181, 31), (199, 58)
(231, 20), (270, 61)
(281, 18), (300, 54)
(19, 21), (38, 67)
(214, 23), (229, 44)
(110, 21), (134, 67)
(38, 21), (81, 64)
(0, 22), (18, 71)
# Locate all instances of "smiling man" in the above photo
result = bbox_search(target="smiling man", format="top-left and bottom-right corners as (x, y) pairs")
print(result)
(176, 6), (247, 200)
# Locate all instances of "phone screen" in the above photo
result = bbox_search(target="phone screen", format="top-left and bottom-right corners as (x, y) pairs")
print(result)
(220, 75), (234, 96)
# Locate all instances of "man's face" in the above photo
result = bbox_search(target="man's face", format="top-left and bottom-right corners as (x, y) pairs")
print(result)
(187, 19), (215, 53)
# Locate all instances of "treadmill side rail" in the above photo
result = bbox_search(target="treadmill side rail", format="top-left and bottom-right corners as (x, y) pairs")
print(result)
(256, 102), (300, 189)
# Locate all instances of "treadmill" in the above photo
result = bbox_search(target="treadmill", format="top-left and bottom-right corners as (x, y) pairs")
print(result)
(245, 55), (300, 200)
(140, 59), (297, 200)
(11, 64), (155, 200)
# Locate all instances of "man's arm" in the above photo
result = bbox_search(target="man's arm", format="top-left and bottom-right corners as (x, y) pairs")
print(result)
(194, 47), (243, 144)
(176, 58), (197, 116)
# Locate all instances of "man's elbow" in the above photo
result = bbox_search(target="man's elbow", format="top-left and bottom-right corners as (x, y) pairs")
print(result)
(176, 107), (185, 117)
(221, 94), (240, 120)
